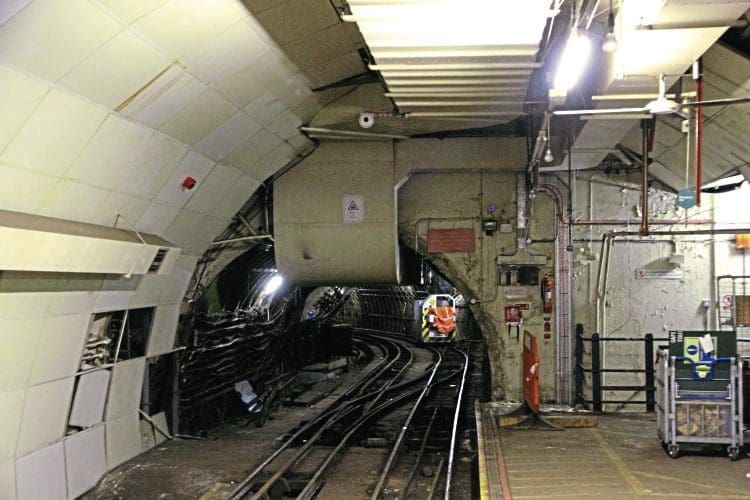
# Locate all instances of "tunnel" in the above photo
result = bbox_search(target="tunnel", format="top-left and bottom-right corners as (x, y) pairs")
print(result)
(2, 0), (750, 498)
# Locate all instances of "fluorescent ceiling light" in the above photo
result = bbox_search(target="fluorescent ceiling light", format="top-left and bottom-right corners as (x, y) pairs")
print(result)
(380, 69), (533, 78)
(370, 62), (543, 70)
(407, 111), (520, 117)
(395, 100), (521, 106)
(553, 30), (591, 91)
(386, 92), (524, 98)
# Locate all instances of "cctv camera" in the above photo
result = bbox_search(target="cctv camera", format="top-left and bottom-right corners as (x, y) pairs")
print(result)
(359, 112), (375, 129)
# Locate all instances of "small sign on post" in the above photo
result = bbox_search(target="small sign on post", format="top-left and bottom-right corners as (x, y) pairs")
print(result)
(342, 194), (364, 223)
(676, 188), (696, 209)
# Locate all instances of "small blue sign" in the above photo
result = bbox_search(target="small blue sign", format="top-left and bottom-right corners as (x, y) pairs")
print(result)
(676, 188), (696, 209)
(686, 344), (699, 356)
(306, 309), (316, 319)
(487, 203), (497, 214)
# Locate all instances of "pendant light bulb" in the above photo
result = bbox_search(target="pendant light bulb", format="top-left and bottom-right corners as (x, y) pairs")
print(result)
(544, 148), (554, 163)
(602, 31), (617, 53)
(602, 3), (617, 53)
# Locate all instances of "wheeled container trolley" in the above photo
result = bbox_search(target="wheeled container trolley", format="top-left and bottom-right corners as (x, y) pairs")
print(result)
(656, 330), (744, 460)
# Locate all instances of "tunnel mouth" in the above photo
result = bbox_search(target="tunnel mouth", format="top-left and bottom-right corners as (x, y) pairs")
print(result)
(178, 244), (488, 436)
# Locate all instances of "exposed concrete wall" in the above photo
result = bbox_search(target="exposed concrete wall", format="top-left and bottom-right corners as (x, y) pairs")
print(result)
(273, 137), (561, 401)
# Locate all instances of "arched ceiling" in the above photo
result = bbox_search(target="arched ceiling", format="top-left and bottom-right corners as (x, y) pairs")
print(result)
(2, 0), (750, 260)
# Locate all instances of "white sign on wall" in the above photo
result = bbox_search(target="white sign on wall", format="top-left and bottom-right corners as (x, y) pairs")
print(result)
(343, 194), (364, 223)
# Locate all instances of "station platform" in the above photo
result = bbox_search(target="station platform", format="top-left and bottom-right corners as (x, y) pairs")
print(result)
(476, 403), (750, 499)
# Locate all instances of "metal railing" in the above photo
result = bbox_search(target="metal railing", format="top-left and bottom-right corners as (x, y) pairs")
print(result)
(575, 324), (667, 412)
(576, 324), (750, 412)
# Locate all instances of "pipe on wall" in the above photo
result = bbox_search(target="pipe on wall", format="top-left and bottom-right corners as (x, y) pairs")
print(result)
(695, 58), (704, 207)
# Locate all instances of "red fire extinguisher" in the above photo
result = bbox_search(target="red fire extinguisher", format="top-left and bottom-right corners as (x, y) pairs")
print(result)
(541, 274), (553, 315)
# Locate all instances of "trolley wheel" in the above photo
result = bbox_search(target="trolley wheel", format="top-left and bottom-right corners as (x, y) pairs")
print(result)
(667, 444), (679, 459)
(728, 446), (740, 461)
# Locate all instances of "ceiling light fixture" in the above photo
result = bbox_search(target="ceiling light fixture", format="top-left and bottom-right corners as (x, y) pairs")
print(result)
(543, 118), (553, 162)
(554, 29), (591, 91)
(263, 275), (283, 295)
(602, 1), (618, 53)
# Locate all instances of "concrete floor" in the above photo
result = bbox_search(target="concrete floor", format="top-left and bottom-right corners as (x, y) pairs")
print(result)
(499, 413), (750, 499)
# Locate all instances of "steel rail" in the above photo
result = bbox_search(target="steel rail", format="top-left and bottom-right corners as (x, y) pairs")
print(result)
(297, 345), (443, 500)
(227, 335), (398, 499)
(403, 408), (439, 497)
(444, 346), (470, 500)
(369, 347), (445, 499)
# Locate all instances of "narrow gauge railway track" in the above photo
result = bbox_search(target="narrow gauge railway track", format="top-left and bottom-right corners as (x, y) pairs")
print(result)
(228, 329), (469, 500)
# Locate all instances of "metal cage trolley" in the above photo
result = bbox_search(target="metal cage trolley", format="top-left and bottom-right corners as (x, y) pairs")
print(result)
(656, 330), (744, 460)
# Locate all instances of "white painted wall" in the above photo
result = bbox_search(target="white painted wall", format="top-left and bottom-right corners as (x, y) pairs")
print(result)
(571, 175), (750, 410)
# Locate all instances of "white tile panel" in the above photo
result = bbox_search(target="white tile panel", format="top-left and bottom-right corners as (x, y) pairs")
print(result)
(215, 64), (275, 108)
(126, 133), (188, 198)
(67, 115), (153, 188)
(184, 164), (242, 214)
(0, 0), (31, 26)
(243, 93), (288, 127)
(159, 89), (237, 146)
(153, 151), (214, 209)
(28, 314), (88, 385)
(97, 0), (169, 24)
(290, 94), (321, 124)
(105, 413), (140, 470)
(139, 418), (156, 451)
(183, 20), (269, 84)
(92, 291), (133, 313)
(16, 377), (75, 456)
(37, 180), (112, 225)
(0, 66), (48, 153)
(120, 67), (207, 129)
(105, 358), (145, 421)
(164, 210), (225, 256)
(1, 89), (107, 176)
(0, 459), (14, 500)
(99, 192), (151, 229)
(128, 279), (161, 309)
(146, 303), (179, 356)
(135, 202), (181, 235)
(0, 318), (44, 391)
(60, 30), (170, 109)
(152, 412), (170, 445)
(157, 254), (198, 304)
(0, 163), (60, 214)
(222, 128), (282, 173)
(266, 109), (301, 140)
(195, 111), (261, 161)
(185, 163), (242, 214)
(286, 133), (316, 154)
(0, 293), (52, 319)
(64, 425), (106, 499)
(250, 142), (295, 182)
(47, 291), (97, 316)
(68, 370), (111, 429)
(210, 175), (260, 219)
(0, 389), (25, 461)
(15, 442), (66, 500)
(0, 0), (120, 81)
(133, 0), (240, 58)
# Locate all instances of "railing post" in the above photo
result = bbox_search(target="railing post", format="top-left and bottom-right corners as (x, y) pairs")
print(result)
(591, 333), (602, 412)
(575, 324), (584, 407)
(644, 333), (655, 412)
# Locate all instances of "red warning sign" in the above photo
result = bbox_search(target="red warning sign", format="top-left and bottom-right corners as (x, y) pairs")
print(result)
(427, 228), (475, 253)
